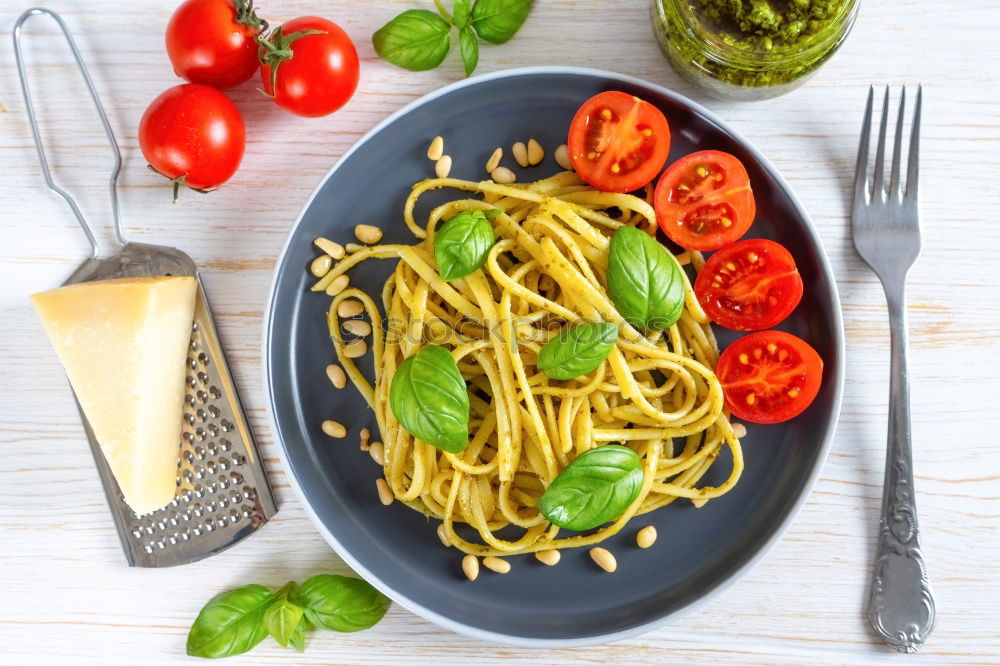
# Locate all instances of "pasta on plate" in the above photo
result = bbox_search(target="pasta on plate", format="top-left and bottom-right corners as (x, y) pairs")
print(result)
(311, 171), (743, 558)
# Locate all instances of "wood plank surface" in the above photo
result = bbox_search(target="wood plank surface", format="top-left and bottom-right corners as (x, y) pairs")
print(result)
(0, 0), (997, 663)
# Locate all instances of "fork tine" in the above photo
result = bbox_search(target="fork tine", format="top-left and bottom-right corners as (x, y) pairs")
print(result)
(871, 86), (890, 197)
(853, 86), (874, 210)
(889, 87), (906, 198)
(905, 85), (922, 203)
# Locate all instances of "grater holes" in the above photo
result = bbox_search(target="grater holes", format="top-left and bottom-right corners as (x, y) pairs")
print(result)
(188, 358), (198, 370)
(241, 504), (253, 518)
(196, 408), (208, 422)
(197, 371), (209, 385)
(195, 427), (206, 441)
(194, 446), (206, 461)
(207, 423), (220, 437)
(230, 471), (242, 484)
(190, 339), (198, 352)
(242, 485), (255, 500)
(198, 352), (209, 366)
(196, 390), (209, 404)
(185, 413), (196, 427)
(217, 456), (229, 471)
(185, 394), (196, 408)
(230, 490), (242, 504)
(231, 452), (246, 466)
(229, 508), (241, 523)
(217, 474), (230, 489)
(207, 442), (219, 456)
(208, 405), (221, 418)
(220, 438), (232, 452)
(209, 385), (222, 399)
(184, 432), (195, 445)
(187, 376), (197, 389)
(220, 419), (234, 432)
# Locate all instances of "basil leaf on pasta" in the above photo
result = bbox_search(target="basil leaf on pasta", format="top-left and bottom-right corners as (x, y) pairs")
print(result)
(539, 445), (644, 531)
(372, 10), (451, 72)
(390, 345), (470, 452)
(297, 574), (391, 632)
(471, 0), (533, 44)
(606, 225), (685, 331)
(434, 210), (496, 281)
(536, 322), (617, 380)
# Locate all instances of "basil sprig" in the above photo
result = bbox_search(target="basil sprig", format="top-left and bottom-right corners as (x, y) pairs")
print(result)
(390, 345), (471, 452)
(186, 575), (389, 659)
(373, 0), (533, 76)
(606, 226), (685, 332)
(434, 209), (497, 281)
(536, 322), (618, 380)
(538, 445), (644, 531)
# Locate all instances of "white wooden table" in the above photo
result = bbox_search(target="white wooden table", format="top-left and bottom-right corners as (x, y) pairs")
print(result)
(2, 1), (998, 663)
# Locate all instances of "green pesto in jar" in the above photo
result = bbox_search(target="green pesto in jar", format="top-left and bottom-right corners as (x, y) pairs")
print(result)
(697, 0), (847, 56)
(652, 0), (857, 98)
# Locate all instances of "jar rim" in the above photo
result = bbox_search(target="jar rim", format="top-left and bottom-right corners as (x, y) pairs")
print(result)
(669, 0), (861, 70)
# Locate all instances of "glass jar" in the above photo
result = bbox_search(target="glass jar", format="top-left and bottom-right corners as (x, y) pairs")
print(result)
(650, 0), (860, 101)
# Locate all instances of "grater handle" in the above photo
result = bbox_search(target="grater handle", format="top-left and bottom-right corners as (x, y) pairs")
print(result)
(12, 7), (127, 258)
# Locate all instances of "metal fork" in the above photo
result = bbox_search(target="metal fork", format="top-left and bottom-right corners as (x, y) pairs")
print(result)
(852, 86), (936, 653)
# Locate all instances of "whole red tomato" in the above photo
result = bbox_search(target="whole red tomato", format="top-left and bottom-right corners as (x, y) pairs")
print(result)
(258, 16), (359, 118)
(166, 0), (266, 89)
(139, 84), (245, 197)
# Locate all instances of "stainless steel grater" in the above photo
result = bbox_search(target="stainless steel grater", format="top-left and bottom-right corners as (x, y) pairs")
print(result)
(14, 7), (277, 567)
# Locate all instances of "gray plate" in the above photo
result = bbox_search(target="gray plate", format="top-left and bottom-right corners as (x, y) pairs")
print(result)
(263, 67), (844, 646)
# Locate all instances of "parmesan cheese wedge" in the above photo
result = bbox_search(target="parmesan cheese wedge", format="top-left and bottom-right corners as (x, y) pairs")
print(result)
(31, 276), (197, 514)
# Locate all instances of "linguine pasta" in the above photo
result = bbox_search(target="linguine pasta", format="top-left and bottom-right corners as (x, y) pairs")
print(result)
(311, 171), (743, 558)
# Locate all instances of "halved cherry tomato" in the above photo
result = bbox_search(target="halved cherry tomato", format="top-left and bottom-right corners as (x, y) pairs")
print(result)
(567, 91), (671, 193)
(716, 330), (823, 424)
(654, 150), (755, 251)
(694, 238), (803, 331)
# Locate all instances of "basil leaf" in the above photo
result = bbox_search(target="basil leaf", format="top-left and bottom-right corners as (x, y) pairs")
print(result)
(606, 226), (685, 331)
(372, 10), (451, 72)
(288, 618), (307, 652)
(264, 598), (304, 648)
(186, 584), (273, 658)
(390, 345), (470, 452)
(538, 445), (644, 531)
(536, 322), (617, 380)
(459, 27), (479, 76)
(298, 574), (391, 632)
(453, 0), (471, 28)
(434, 210), (496, 281)
(471, 0), (533, 44)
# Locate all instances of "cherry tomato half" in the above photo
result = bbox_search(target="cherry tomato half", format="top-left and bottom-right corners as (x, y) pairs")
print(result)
(654, 150), (755, 251)
(694, 238), (804, 331)
(716, 330), (823, 424)
(259, 16), (359, 118)
(166, 0), (266, 89)
(567, 91), (671, 193)
(139, 84), (245, 195)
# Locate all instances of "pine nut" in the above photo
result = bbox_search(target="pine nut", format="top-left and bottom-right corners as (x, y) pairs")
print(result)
(535, 549), (560, 566)
(354, 224), (383, 244)
(437, 523), (451, 547)
(636, 525), (657, 549)
(491, 166), (516, 184)
(427, 135), (444, 161)
(462, 554), (480, 581)
(343, 339), (367, 358)
(337, 299), (364, 318)
(376, 478), (394, 505)
(435, 155), (452, 178)
(590, 547), (617, 572)
(326, 364), (347, 389)
(512, 141), (529, 167)
(691, 498), (708, 508)
(322, 420), (346, 438)
(359, 427), (371, 447)
(343, 319), (372, 337)
(325, 274), (349, 296)
(314, 237), (346, 259)
(554, 144), (573, 170)
(486, 147), (502, 172)
(310, 254), (332, 278)
(482, 556), (510, 574)
(732, 422), (747, 438)
(527, 138), (544, 165)
(369, 441), (384, 465)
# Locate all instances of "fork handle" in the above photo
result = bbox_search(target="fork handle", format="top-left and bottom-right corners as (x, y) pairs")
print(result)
(867, 283), (936, 652)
